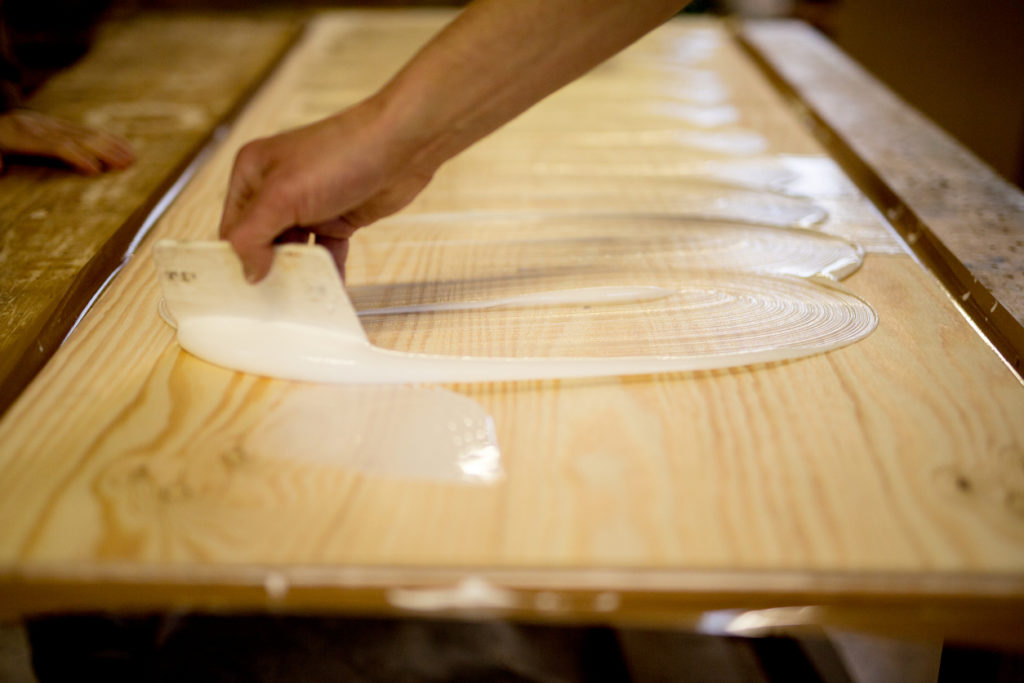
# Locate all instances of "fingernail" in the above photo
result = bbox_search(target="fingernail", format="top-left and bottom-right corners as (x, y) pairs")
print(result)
(243, 265), (258, 283)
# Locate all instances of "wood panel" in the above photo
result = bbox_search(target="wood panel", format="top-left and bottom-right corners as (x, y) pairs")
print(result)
(0, 12), (1022, 641)
(739, 20), (1024, 375)
(0, 13), (300, 416)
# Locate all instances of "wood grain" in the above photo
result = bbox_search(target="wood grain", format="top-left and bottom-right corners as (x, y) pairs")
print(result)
(0, 13), (300, 416)
(0, 12), (1022, 640)
(739, 20), (1024, 375)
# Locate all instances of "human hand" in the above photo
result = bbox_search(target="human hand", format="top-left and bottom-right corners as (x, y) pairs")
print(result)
(220, 0), (688, 282)
(219, 99), (436, 282)
(0, 109), (135, 175)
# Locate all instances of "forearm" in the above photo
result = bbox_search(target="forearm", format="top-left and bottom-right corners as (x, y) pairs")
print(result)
(219, 0), (690, 280)
(369, 0), (689, 174)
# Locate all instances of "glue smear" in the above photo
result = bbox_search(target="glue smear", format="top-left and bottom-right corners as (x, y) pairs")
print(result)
(244, 384), (502, 484)
(154, 240), (876, 385)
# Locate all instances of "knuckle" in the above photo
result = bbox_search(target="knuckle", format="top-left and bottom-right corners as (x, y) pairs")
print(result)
(234, 140), (265, 167)
(263, 179), (296, 209)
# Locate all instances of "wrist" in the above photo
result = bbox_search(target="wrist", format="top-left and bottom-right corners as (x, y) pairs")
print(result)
(362, 64), (473, 180)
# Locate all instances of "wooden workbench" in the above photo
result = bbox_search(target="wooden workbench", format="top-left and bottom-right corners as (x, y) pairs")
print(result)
(1, 11), (1022, 649)
(0, 12), (301, 416)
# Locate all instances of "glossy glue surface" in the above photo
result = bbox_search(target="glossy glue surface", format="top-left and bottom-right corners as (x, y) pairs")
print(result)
(154, 239), (876, 383)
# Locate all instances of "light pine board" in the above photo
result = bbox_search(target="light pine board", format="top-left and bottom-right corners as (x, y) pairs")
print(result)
(1, 12), (1022, 633)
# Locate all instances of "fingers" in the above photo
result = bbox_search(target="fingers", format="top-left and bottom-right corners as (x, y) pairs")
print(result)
(318, 235), (351, 283)
(49, 134), (134, 175)
(307, 218), (359, 282)
(56, 117), (136, 170)
(225, 190), (296, 283)
(78, 129), (136, 170)
(221, 177), (421, 284)
(250, 218), (359, 282)
(214, 105), (435, 284)
(52, 139), (105, 175)
(220, 143), (307, 283)
(220, 134), (369, 283)
(272, 229), (350, 285)
(249, 182), (423, 282)
(219, 144), (261, 240)
(0, 110), (136, 174)
(306, 216), (361, 241)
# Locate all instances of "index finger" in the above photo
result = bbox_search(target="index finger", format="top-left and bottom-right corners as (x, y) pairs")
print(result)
(219, 152), (259, 240)
(224, 184), (298, 283)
